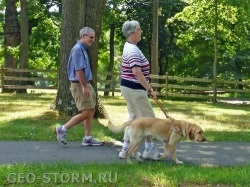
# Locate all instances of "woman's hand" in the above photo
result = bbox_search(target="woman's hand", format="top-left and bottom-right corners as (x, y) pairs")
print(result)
(149, 90), (157, 99)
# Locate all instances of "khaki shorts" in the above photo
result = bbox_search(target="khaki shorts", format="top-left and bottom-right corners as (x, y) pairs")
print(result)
(70, 83), (96, 111)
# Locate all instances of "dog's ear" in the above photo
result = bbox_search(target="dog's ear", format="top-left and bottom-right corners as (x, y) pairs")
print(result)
(187, 124), (196, 140)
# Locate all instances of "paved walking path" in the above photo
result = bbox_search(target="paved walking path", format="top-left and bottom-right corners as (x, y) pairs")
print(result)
(1, 141), (250, 166)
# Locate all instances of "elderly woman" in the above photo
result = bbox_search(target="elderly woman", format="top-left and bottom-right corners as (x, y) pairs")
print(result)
(119, 20), (161, 160)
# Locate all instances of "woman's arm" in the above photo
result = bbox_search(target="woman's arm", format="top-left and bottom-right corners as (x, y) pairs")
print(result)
(132, 66), (157, 99)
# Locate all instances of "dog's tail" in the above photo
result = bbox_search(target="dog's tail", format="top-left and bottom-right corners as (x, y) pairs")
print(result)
(108, 120), (131, 133)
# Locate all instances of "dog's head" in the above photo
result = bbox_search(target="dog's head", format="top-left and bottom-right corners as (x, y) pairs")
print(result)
(186, 123), (206, 142)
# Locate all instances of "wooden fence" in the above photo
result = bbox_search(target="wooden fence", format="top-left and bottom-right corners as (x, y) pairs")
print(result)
(0, 65), (58, 90)
(149, 73), (250, 101)
(1, 67), (250, 101)
(98, 72), (250, 101)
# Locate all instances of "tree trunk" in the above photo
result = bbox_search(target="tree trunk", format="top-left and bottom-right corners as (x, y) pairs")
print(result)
(83, 0), (107, 118)
(104, 24), (115, 96)
(3, 0), (20, 93)
(18, 0), (29, 93)
(213, 0), (218, 103)
(235, 60), (243, 89)
(55, 0), (107, 118)
(151, 0), (159, 75)
(55, 0), (86, 117)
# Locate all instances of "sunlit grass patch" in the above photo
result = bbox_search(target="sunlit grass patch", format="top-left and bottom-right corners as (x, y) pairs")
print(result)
(0, 162), (250, 186)
(0, 93), (250, 142)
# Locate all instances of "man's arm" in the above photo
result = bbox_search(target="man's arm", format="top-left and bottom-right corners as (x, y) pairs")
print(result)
(76, 69), (90, 96)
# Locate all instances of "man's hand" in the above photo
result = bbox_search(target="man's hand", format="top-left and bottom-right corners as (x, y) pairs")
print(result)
(82, 86), (90, 97)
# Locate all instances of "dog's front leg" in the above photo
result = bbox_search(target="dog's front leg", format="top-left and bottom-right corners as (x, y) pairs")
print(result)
(133, 148), (143, 163)
(126, 148), (133, 164)
(169, 144), (183, 164)
(161, 142), (170, 159)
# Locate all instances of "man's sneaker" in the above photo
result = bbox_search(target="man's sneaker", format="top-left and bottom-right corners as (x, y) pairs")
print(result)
(142, 147), (162, 160)
(82, 137), (102, 146)
(55, 125), (67, 145)
(119, 149), (142, 159)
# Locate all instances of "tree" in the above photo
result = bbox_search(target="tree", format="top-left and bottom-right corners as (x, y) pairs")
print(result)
(85, 0), (107, 117)
(151, 0), (159, 75)
(1, 0), (61, 93)
(170, 0), (250, 80)
(104, 23), (115, 96)
(116, 0), (185, 75)
(28, 0), (61, 70)
(213, 0), (218, 102)
(99, 0), (126, 96)
(55, 0), (106, 117)
(3, 0), (20, 93)
(18, 0), (29, 93)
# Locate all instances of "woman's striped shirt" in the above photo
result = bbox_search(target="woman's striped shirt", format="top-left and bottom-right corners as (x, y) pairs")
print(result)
(120, 42), (150, 90)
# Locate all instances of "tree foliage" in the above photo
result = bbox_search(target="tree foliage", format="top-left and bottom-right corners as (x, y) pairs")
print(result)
(0, 0), (60, 69)
(99, 0), (250, 83)
(169, 0), (250, 80)
(27, 0), (61, 70)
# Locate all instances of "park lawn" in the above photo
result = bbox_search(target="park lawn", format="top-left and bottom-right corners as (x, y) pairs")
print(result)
(0, 92), (249, 142)
(0, 162), (250, 187)
(0, 92), (250, 186)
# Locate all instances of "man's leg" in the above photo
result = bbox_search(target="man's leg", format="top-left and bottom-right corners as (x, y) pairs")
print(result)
(81, 108), (102, 146)
(83, 108), (95, 136)
(55, 109), (89, 145)
(56, 82), (95, 145)
(64, 111), (88, 129)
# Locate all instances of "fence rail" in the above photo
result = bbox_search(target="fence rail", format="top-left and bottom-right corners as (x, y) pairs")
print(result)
(1, 67), (250, 101)
(98, 72), (250, 101)
(0, 66), (58, 90)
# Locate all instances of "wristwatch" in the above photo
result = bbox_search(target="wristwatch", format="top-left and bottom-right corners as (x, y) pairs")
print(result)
(148, 88), (153, 93)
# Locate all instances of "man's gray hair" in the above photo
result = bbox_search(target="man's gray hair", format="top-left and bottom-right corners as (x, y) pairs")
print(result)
(122, 20), (140, 38)
(79, 27), (95, 38)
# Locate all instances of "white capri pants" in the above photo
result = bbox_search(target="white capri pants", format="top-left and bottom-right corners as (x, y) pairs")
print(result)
(121, 86), (155, 120)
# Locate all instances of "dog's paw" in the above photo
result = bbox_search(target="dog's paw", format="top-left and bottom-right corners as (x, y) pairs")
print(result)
(176, 160), (183, 165)
(159, 153), (167, 159)
(137, 158), (143, 163)
(127, 160), (133, 164)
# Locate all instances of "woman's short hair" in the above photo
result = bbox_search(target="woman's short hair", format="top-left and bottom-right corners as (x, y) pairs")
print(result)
(122, 20), (140, 38)
(79, 27), (95, 38)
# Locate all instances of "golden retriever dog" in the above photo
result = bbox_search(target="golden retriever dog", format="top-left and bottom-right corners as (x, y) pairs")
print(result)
(108, 117), (206, 164)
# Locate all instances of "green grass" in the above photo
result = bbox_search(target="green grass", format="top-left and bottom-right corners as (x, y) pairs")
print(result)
(0, 92), (250, 186)
(0, 93), (249, 142)
(1, 162), (250, 186)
